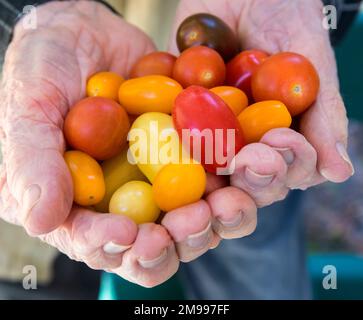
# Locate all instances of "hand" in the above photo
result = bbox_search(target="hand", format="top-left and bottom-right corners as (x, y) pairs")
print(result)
(0, 1), (179, 287)
(169, 0), (354, 210)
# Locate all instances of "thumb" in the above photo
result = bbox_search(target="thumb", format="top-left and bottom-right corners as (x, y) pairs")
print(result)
(3, 85), (73, 236)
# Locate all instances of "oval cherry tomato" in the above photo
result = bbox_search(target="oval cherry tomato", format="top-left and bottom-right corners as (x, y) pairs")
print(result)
(129, 112), (189, 183)
(226, 50), (269, 101)
(251, 52), (320, 116)
(210, 86), (248, 116)
(172, 46), (226, 88)
(94, 148), (147, 213)
(86, 71), (124, 101)
(118, 75), (182, 115)
(237, 100), (292, 143)
(109, 181), (160, 224)
(64, 97), (130, 160)
(173, 86), (245, 174)
(64, 151), (105, 206)
(153, 163), (206, 212)
(176, 13), (239, 61)
(129, 52), (177, 78)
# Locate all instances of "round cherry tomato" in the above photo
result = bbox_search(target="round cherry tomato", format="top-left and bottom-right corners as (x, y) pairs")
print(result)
(237, 100), (292, 143)
(86, 71), (124, 101)
(64, 151), (105, 206)
(226, 50), (269, 101)
(172, 46), (226, 88)
(153, 163), (206, 212)
(94, 148), (147, 213)
(129, 52), (176, 78)
(109, 181), (160, 224)
(210, 86), (248, 116)
(129, 112), (189, 183)
(64, 97), (130, 160)
(118, 75), (182, 115)
(176, 13), (239, 61)
(173, 86), (245, 174)
(251, 52), (320, 116)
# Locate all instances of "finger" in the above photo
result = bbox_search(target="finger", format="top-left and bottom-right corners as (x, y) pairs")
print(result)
(162, 200), (214, 262)
(230, 143), (289, 207)
(260, 128), (321, 189)
(41, 207), (138, 270)
(0, 164), (19, 225)
(204, 172), (229, 196)
(207, 186), (257, 239)
(114, 223), (179, 288)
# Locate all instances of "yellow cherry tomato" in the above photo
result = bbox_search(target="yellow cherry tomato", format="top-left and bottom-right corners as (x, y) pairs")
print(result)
(153, 163), (206, 212)
(237, 100), (292, 143)
(86, 71), (125, 101)
(210, 86), (248, 116)
(118, 75), (183, 115)
(109, 181), (160, 224)
(129, 112), (190, 183)
(93, 148), (147, 213)
(64, 151), (105, 206)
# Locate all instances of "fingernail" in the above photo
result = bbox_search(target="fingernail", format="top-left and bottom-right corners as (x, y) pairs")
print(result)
(22, 184), (41, 221)
(218, 211), (243, 228)
(244, 167), (274, 188)
(103, 241), (132, 255)
(186, 222), (212, 249)
(274, 147), (295, 165)
(336, 142), (355, 175)
(138, 248), (168, 269)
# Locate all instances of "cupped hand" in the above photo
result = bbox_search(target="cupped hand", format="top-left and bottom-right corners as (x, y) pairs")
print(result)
(0, 1), (180, 288)
(168, 0), (354, 212)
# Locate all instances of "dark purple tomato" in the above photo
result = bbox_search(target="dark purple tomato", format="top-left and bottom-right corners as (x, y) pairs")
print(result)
(176, 13), (239, 61)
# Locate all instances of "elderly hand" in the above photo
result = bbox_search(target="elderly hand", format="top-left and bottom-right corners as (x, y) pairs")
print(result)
(0, 1), (181, 288)
(168, 0), (354, 210)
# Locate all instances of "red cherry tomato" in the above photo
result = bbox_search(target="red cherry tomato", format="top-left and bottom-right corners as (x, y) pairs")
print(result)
(129, 51), (177, 78)
(64, 97), (130, 160)
(226, 50), (269, 101)
(173, 86), (245, 173)
(251, 52), (320, 116)
(172, 46), (226, 88)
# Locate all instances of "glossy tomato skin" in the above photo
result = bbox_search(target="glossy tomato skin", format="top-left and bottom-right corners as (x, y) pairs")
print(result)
(173, 86), (245, 173)
(210, 86), (248, 116)
(64, 97), (130, 160)
(86, 71), (124, 101)
(226, 50), (269, 101)
(172, 46), (226, 89)
(251, 52), (320, 116)
(153, 163), (206, 212)
(129, 51), (177, 78)
(64, 151), (105, 206)
(237, 100), (292, 143)
(109, 181), (160, 225)
(176, 13), (239, 61)
(118, 75), (182, 115)
(94, 148), (147, 213)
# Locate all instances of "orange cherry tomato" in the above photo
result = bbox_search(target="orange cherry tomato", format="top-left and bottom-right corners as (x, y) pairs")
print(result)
(237, 100), (292, 143)
(118, 75), (183, 115)
(64, 151), (105, 206)
(251, 52), (320, 116)
(64, 97), (130, 160)
(129, 52), (177, 78)
(152, 163), (206, 212)
(86, 71), (124, 101)
(172, 46), (226, 88)
(210, 86), (248, 116)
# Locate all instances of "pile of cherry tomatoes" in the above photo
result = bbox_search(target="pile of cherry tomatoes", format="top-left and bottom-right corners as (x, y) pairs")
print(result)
(63, 13), (320, 225)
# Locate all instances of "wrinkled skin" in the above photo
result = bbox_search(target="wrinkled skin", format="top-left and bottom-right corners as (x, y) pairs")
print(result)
(0, 0), (353, 287)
